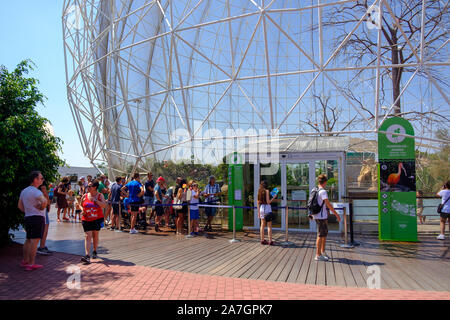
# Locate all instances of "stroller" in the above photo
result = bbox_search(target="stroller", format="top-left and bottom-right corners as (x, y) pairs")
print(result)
(136, 201), (148, 230)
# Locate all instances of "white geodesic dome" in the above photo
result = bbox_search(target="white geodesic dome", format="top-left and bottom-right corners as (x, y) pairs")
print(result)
(62, 0), (449, 176)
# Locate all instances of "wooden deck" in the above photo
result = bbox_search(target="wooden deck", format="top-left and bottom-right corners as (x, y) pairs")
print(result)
(12, 207), (450, 292)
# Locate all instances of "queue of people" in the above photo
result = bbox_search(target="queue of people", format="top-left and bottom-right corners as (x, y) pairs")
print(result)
(17, 169), (450, 270)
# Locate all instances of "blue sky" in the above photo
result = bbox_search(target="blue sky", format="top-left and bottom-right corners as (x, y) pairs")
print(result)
(0, 0), (91, 167)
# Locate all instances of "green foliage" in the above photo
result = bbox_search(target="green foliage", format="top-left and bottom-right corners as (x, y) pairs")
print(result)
(0, 60), (64, 245)
(416, 129), (450, 194)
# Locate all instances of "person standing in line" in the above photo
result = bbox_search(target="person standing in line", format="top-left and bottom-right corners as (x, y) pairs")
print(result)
(67, 189), (76, 219)
(416, 190), (425, 224)
(80, 180), (106, 264)
(257, 180), (277, 245)
(109, 176), (123, 231)
(74, 196), (82, 222)
(311, 174), (341, 262)
(189, 182), (201, 236)
(175, 179), (188, 235)
(48, 184), (54, 206)
(144, 172), (155, 228)
(98, 175), (110, 225)
(154, 176), (168, 232)
(79, 176), (88, 196)
(436, 180), (450, 240)
(37, 182), (53, 256)
(18, 171), (48, 270)
(56, 177), (70, 222)
(202, 176), (221, 232)
(121, 173), (144, 234)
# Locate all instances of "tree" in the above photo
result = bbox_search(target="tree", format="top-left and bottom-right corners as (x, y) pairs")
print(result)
(0, 60), (64, 245)
(324, 0), (448, 116)
(302, 94), (357, 136)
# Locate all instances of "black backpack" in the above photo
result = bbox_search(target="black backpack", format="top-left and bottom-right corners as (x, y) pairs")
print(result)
(307, 187), (325, 215)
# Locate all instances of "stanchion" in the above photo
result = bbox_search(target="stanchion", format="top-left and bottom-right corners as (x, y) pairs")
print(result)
(348, 201), (360, 246)
(281, 206), (294, 246)
(229, 206), (240, 243)
(185, 203), (194, 238)
(340, 207), (353, 248)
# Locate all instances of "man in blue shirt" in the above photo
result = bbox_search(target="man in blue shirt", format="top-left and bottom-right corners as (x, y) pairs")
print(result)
(144, 172), (155, 223)
(202, 176), (221, 232)
(121, 173), (144, 234)
(109, 176), (123, 231)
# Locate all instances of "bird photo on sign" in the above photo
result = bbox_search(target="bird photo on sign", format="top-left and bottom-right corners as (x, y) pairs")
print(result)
(379, 161), (416, 192)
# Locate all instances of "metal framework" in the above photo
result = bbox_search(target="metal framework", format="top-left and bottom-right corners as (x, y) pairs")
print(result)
(62, 0), (449, 176)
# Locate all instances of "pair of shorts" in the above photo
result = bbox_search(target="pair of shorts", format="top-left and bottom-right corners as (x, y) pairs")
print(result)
(205, 204), (217, 217)
(155, 201), (164, 216)
(143, 196), (154, 207)
(316, 219), (328, 238)
(259, 204), (271, 219)
(129, 202), (141, 212)
(190, 209), (200, 220)
(112, 204), (120, 216)
(24, 215), (45, 239)
(440, 212), (450, 219)
(82, 218), (103, 232)
(178, 202), (188, 214)
(45, 209), (50, 225)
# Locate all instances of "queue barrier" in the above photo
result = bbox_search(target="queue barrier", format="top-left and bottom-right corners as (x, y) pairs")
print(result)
(109, 200), (350, 246)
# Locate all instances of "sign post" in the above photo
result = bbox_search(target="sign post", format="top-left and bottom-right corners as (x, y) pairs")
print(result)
(378, 117), (417, 242)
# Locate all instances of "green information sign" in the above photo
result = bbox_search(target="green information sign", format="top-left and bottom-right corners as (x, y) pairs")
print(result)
(228, 153), (244, 231)
(378, 117), (417, 242)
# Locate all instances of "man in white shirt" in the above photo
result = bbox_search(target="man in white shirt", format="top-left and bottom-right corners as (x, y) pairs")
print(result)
(18, 171), (48, 271)
(313, 174), (341, 262)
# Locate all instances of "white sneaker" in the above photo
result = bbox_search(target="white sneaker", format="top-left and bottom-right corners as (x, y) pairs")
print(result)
(321, 252), (330, 260)
(315, 255), (328, 262)
(437, 234), (445, 240)
(130, 229), (138, 234)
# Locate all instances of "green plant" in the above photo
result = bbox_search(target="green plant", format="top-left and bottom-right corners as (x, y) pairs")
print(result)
(0, 60), (64, 245)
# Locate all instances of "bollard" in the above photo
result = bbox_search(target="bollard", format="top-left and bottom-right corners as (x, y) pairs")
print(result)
(118, 202), (122, 232)
(281, 206), (294, 246)
(340, 207), (354, 248)
(229, 206), (240, 243)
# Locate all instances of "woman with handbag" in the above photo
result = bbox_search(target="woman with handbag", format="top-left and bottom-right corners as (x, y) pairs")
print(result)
(436, 180), (450, 240)
(175, 179), (188, 235)
(257, 180), (277, 245)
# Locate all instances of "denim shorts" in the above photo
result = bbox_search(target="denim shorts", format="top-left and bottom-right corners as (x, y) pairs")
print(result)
(45, 209), (50, 225)
(143, 196), (154, 207)
(190, 209), (200, 220)
(205, 204), (217, 217)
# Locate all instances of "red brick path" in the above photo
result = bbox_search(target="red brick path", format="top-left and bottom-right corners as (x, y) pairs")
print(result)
(1, 243), (449, 300)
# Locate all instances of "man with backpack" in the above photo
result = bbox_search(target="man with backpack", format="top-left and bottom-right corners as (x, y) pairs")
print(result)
(308, 174), (341, 262)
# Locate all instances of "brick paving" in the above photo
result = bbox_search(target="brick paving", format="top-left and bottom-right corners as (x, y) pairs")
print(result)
(1, 243), (449, 300)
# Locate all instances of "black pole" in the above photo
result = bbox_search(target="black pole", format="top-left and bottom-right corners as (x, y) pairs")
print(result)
(349, 201), (360, 246)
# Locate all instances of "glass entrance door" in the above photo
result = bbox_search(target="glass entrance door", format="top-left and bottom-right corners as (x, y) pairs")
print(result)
(315, 159), (340, 231)
(259, 163), (282, 228)
(285, 163), (310, 230)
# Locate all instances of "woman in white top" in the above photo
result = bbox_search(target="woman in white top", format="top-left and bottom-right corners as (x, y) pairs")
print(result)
(257, 180), (277, 245)
(436, 180), (450, 240)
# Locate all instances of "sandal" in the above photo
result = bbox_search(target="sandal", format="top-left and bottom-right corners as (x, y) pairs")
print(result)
(261, 240), (268, 245)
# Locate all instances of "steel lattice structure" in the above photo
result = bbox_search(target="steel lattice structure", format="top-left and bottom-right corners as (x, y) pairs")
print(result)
(62, 0), (449, 176)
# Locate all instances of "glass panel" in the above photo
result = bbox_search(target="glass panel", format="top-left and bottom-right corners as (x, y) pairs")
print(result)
(260, 163), (282, 228)
(286, 163), (310, 229)
(315, 160), (340, 231)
